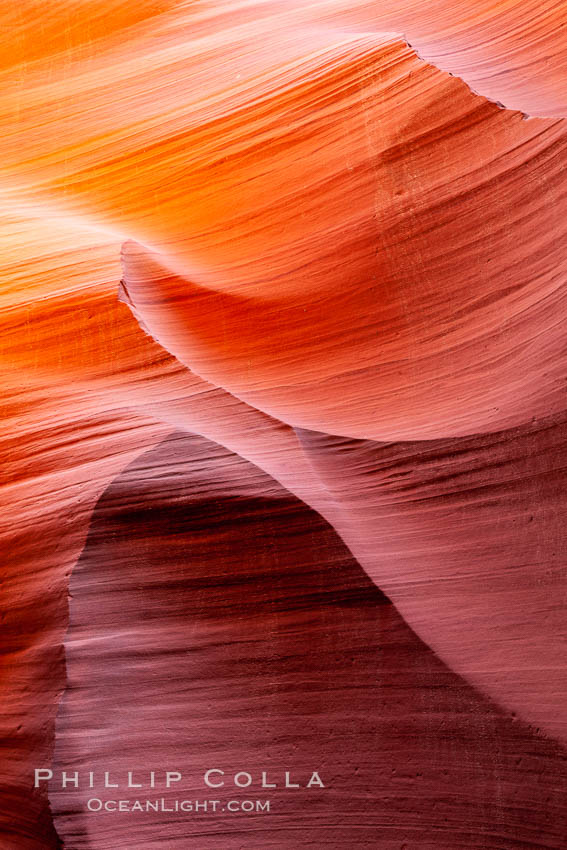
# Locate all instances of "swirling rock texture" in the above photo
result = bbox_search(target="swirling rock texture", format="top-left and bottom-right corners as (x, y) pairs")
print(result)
(1, 1), (567, 848)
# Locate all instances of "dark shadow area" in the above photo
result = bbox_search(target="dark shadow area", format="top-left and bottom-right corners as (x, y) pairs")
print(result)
(50, 431), (567, 849)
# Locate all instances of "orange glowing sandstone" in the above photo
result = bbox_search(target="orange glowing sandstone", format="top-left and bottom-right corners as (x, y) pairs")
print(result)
(1, 2), (567, 847)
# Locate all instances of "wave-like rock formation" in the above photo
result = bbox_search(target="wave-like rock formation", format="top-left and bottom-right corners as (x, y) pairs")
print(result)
(50, 433), (567, 848)
(1, 1), (566, 847)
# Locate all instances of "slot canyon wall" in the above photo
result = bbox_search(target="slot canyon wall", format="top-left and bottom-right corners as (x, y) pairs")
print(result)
(1, 1), (567, 847)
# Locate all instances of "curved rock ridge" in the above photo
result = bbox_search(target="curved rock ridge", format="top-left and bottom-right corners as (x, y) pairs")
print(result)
(295, 414), (567, 744)
(0, 1), (566, 847)
(2, 15), (567, 442)
(50, 433), (567, 849)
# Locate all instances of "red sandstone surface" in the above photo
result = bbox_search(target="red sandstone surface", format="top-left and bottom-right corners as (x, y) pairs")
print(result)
(1, 1), (567, 847)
